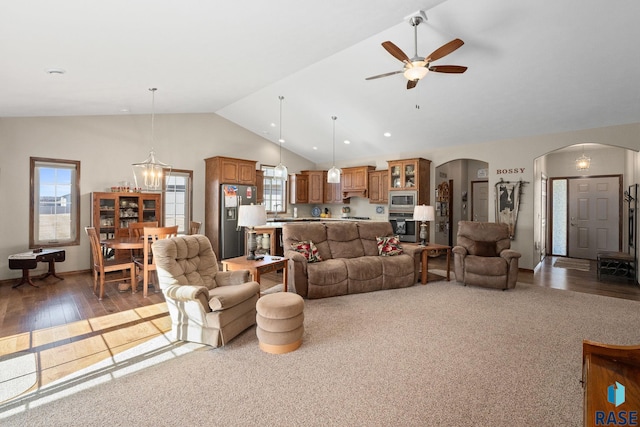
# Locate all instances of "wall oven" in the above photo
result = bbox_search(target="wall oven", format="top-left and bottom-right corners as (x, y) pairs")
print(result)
(388, 191), (419, 242)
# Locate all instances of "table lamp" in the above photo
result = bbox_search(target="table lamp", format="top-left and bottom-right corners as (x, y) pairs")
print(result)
(238, 204), (267, 260)
(413, 204), (435, 246)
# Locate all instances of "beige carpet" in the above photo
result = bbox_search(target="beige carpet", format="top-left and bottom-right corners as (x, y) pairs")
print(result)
(2, 280), (639, 426)
(553, 257), (591, 271)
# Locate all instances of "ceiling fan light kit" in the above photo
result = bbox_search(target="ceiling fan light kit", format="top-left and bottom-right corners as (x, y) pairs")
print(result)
(366, 10), (467, 89)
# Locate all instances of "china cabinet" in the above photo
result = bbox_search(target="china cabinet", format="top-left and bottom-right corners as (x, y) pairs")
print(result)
(91, 192), (162, 240)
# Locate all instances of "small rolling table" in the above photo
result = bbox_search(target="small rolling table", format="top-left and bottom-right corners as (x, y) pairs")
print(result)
(221, 255), (288, 292)
(8, 249), (66, 288)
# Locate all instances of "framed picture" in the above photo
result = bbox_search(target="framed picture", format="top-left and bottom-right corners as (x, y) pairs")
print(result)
(495, 180), (522, 239)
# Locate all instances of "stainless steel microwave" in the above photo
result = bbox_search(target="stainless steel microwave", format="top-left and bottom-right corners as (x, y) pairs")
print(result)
(388, 191), (417, 212)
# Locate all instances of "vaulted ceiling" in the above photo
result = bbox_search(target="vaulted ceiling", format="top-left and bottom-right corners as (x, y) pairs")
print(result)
(2, 0), (639, 163)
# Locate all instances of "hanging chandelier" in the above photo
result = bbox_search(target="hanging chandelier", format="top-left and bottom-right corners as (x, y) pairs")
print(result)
(132, 88), (171, 192)
(327, 116), (341, 183)
(575, 144), (591, 171)
(273, 95), (288, 181)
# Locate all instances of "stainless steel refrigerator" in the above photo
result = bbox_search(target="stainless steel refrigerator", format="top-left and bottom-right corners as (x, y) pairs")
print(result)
(219, 183), (257, 260)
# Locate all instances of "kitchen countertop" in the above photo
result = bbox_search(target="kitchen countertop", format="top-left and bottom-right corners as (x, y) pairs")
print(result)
(257, 217), (375, 228)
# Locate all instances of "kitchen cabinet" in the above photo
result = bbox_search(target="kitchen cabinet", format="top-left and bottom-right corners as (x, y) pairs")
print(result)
(289, 173), (309, 204)
(368, 169), (389, 204)
(342, 165), (375, 198)
(302, 170), (324, 204)
(255, 169), (264, 204)
(204, 156), (258, 258)
(388, 158), (431, 205)
(324, 172), (347, 204)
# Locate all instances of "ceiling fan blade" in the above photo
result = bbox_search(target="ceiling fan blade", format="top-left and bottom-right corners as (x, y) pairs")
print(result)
(382, 41), (410, 63)
(365, 70), (404, 80)
(429, 65), (468, 74)
(426, 38), (464, 62)
(407, 80), (418, 90)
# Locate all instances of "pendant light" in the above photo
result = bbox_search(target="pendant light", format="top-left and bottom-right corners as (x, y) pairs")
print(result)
(327, 116), (341, 183)
(273, 95), (288, 181)
(575, 144), (591, 171)
(132, 88), (171, 192)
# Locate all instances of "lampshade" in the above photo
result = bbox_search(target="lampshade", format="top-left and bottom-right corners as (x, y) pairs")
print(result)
(274, 95), (288, 181)
(327, 115), (341, 183)
(403, 62), (429, 81)
(132, 88), (171, 192)
(413, 205), (435, 221)
(237, 204), (267, 228)
(575, 145), (591, 171)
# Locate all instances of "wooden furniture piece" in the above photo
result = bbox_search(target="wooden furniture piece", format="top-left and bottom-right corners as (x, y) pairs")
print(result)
(341, 165), (375, 198)
(128, 221), (159, 238)
(86, 227), (136, 300)
(189, 220), (202, 235)
(254, 226), (284, 257)
(221, 255), (288, 292)
(289, 173), (309, 204)
(8, 249), (65, 288)
(597, 251), (636, 280)
(368, 169), (389, 204)
(302, 170), (324, 204)
(436, 180), (454, 245)
(134, 225), (179, 297)
(204, 156), (257, 259)
(388, 158), (431, 205)
(324, 171), (346, 204)
(255, 169), (264, 204)
(405, 243), (451, 284)
(91, 191), (162, 259)
(582, 340), (640, 426)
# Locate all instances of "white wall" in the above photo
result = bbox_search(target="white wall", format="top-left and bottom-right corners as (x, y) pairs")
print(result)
(0, 113), (315, 280)
(1, 115), (639, 281)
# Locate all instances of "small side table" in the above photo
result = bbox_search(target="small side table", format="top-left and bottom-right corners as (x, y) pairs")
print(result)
(405, 243), (451, 284)
(8, 249), (66, 288)
(221, 255), (288, 292)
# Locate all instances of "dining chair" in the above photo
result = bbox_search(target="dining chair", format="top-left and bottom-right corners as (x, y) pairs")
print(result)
(189, 221), (202, 235)
(127, 221), (159, 238)
(135, 225), (179, 297)
(85, 227), (136, 300)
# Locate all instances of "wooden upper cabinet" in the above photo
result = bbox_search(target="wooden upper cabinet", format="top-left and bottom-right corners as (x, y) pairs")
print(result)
(255, 170), (264, 204)
(289, 173), (309, 204)
(217, 156), (257, 185)
(387, 157), (431, 205)
(302, 170), (324, 204)
(342, 166), (375, 198)
(368, 169), (389, 204)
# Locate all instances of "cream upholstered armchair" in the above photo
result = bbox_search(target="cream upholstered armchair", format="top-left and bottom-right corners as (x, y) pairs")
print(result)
(152, 235), (260, 347)
(452, 221), (521, 290)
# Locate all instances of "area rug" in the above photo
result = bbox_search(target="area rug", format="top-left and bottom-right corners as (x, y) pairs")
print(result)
(553, 257), (591, 271)
(2, 280), (639, 427)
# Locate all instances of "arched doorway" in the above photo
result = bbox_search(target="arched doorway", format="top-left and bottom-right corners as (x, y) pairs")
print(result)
(434, 159), (489, 246)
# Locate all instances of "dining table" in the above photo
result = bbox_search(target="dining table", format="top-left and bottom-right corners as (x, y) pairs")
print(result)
(100, 236), (144, 251)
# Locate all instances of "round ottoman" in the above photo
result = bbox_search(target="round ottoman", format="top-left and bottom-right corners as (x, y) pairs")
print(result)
(256, 292), (304, 354)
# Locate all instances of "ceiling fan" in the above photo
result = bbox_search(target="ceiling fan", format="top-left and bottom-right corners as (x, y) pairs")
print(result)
(366, 12), (467, 90)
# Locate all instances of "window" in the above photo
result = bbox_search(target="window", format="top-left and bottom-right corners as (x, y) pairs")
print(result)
(261, 165), (287, 213)
(164, 169), (193, 234)
(30, 157), (81, 247)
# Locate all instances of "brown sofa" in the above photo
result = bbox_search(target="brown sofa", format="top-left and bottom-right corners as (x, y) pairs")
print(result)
(452, 221), (521, 290)
(282, 221), (421, 299)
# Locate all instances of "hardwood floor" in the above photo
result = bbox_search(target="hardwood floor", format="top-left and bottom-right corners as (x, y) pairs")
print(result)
(0, 256), (638, 402)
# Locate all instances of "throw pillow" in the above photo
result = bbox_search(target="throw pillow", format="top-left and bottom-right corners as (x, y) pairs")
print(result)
(376, 235), (403, 256)
(468, 240), (497, 257)
(291, 240), (322, 262)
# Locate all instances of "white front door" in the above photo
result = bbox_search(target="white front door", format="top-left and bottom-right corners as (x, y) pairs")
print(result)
(568, 176), (620, 259)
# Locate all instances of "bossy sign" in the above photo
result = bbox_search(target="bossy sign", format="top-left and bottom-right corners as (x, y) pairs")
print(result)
(496, 168), (525, 174)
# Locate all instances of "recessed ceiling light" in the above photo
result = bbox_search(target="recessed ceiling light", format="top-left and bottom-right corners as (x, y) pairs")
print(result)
(120, 108), (129, 113)
(343, 140), (351, 145)
(312, 146), (318, 150)
(383, 132), (391, 137)
(270, 122), (276, 127)
(45, 68), (66, 75)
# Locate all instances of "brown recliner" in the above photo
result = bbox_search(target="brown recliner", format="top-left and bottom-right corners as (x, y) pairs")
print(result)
(452, 221), (521, 290)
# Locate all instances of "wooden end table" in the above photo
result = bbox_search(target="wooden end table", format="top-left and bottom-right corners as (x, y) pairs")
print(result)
(221, 255), (288, 292)
(405, 243), (451, 284)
